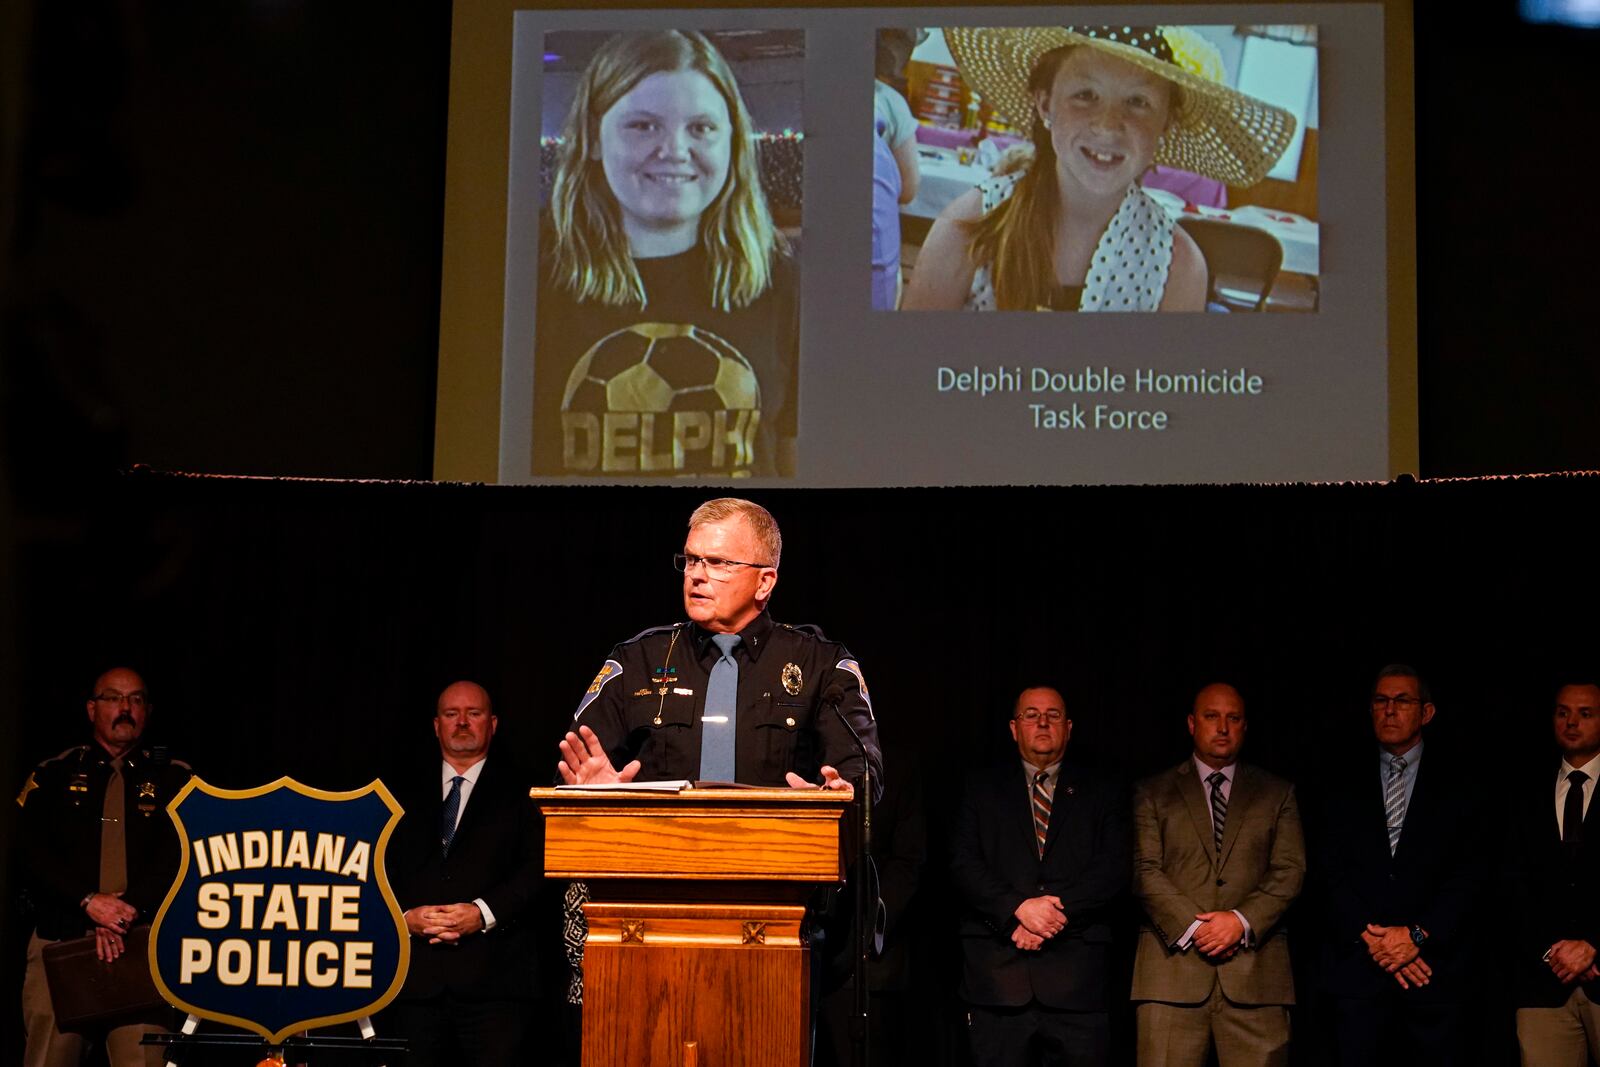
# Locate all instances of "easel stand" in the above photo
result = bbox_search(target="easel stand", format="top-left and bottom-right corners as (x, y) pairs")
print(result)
(531, 787), (849, 1067)
(146, 1013), (407, 1065)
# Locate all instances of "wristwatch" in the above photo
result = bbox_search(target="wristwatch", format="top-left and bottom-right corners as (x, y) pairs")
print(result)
(1408, 924), (1428, 947)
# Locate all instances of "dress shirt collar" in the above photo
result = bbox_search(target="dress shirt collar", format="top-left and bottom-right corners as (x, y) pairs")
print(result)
(1022, 759), (1062, 787)
(441, 756), (487, 791)
(690, 610), (776, 663)
(1192, 756), (1237, 786)
(1380, 738), (1423, 771)
(1558, 750), (1600, 787)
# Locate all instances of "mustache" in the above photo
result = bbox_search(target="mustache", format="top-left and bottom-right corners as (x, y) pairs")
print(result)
(113, 712), (136, 726)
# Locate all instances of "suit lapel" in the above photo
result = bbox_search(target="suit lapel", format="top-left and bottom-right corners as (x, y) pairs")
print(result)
(1392, 752), (1434, 867)
(1043, 764), (1078, 855)
(1008, 765), (1037, 858)
(1176, 761), (1217, 868)
(1217, 764), (1252, 870)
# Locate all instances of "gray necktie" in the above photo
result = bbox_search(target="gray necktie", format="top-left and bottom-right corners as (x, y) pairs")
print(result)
(1384, 755), (1408, 855)
(1207, 771), (1228, 855)
(698, 634), (742, 783)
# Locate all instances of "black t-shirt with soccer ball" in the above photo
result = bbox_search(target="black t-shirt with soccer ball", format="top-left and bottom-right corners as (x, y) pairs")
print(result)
(533, 243), (798, 478)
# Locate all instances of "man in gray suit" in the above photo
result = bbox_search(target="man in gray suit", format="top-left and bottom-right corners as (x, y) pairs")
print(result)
(1131, 682), (1305, 1066)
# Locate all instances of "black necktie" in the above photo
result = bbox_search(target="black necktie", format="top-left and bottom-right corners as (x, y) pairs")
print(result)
(1564, 770), (1589, 847)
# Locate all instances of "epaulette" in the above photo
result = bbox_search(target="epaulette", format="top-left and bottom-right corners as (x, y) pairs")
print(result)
(623, 622), (685, 645)
(137, 746), (192, 772)
(783, 623), (830, 641)
(37, 745), (88, 770)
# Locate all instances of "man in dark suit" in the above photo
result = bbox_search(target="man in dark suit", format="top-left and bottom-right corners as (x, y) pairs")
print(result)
(1311, 664), (1483, 1067)
(1131, 682), (1304, 1067)
(949, 685), (1130, 1067)
(383, 680), (544, 1066)
(1508, 680), (1600, 1063)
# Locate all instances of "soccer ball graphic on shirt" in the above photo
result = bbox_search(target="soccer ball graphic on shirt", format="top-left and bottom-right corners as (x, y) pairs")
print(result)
(559, 322), (762, 475)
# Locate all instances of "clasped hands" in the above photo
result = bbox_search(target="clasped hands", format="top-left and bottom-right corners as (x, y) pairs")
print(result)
(405, 903), (485, 945)
(557, 724), (853, 794)
(85, 891), (138, 963)
(1362, 924), (1431, 989)
(1011, 896), (1067, 951)
(1190, 911), (1246, 960)
(1544, 939), (1598, 984)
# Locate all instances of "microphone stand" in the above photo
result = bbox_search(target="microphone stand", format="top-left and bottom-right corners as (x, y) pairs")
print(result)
(825, 686), (872, 1067)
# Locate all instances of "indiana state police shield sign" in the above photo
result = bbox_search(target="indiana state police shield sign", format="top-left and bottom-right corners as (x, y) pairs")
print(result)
(149, 777), (410, 1042)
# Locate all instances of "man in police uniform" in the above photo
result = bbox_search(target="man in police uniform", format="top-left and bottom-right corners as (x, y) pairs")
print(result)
(557, 497), (882, 794)
(16, 666), (191, 1067)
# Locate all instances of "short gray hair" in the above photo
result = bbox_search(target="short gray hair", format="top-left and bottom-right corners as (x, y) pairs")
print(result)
(688, 498), (781, 568)
(1373, 663), (1432, 705)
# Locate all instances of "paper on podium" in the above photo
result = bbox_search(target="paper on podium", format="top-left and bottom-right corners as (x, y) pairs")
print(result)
(552, 779), (692, 793)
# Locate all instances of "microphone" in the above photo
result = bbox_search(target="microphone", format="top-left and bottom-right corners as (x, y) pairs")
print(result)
(822, 683), (866, 753)
(822, 680), (876, 1067)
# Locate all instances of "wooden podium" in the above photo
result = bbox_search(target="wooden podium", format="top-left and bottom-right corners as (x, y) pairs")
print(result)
(529, 787), (849, 1067)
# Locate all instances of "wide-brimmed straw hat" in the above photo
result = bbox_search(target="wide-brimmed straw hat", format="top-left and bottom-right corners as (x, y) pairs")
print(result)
(944, 25), (1297, 187)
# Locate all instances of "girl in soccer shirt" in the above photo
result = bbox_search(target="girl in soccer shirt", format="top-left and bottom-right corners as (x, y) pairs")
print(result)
(534, 30), (798, 478)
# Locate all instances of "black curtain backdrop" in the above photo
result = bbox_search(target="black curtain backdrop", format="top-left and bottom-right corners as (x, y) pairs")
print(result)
(8, 468), (1593, 1063)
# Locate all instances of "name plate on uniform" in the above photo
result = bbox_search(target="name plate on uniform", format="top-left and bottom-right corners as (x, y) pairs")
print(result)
(148, 777), (409, 1043)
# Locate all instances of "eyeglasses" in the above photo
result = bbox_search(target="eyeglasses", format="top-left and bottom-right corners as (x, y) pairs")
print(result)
(94, 691), (147, 708)
(672, 553), (771, 580)
(1370, 695), (1421, 711)
(1014, 709), (1066, 724)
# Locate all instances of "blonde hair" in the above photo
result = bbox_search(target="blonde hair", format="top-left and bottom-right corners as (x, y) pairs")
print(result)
(548, 31), (783, 312)
(966, 46), (1180, 310)
(689, 497), (782, 567)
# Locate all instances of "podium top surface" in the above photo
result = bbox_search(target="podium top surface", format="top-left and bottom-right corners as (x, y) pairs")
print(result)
(529, 785), (851, 806)
(529, 786), (847, 882)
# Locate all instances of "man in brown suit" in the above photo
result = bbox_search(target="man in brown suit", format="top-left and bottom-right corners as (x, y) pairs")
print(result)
(1131, 683), (1305, 1066)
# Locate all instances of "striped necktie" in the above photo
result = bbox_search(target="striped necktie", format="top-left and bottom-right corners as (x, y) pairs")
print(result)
(1207, 770), (1228, 855)
(441, 775), (465, 858)
(1384, 755), (1408, 855)
(1032, 770), (1052, 858)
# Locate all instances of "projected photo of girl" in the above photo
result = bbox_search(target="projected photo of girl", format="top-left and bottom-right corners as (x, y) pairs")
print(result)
(532, 29), (801, 478)
(900, 26), (1307, 313)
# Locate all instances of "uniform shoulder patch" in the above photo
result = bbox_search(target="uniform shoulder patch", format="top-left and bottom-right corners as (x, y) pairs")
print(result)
(623, 622), (684, 645)
(836, 659), (873, 720)
(575, 659), (625, 720)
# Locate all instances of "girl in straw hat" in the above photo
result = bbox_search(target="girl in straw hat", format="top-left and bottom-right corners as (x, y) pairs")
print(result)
(901, 26), (1295, 312)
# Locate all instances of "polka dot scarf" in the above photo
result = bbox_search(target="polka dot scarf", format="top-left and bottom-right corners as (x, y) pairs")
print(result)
(965, 168), (1174, 312)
